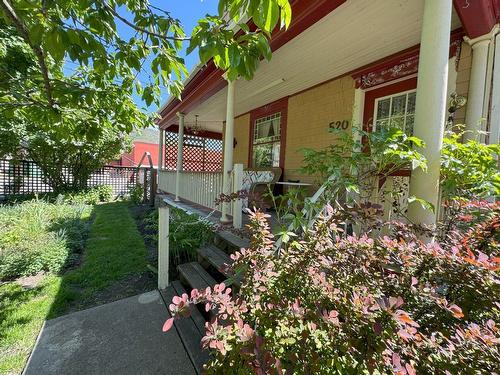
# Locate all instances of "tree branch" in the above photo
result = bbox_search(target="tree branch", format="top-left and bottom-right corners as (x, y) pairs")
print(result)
(102, 2), (191, 42)
(0, 0), (55, 107)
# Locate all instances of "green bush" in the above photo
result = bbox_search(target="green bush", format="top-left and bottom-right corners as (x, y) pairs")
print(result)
(0, 199), (91, 280)
(65, 185), (114, 205)
(143, 207), (214, 269)
(129, 184), (144, 205)
(1, 185), (114, 206)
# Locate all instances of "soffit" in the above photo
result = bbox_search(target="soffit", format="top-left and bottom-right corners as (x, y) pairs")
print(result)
(180, 0), (461, 133)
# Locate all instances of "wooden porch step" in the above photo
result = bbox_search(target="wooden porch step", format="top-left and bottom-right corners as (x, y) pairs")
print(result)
(171, 281), (206, 336)
(178, 262), (217, 291)
(197, 245), (242, 288)
(214, 230), (250, 253)
(159, 284), (209, 374)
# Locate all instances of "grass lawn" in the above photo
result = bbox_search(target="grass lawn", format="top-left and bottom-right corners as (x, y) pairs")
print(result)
(0, 201), (153, 375)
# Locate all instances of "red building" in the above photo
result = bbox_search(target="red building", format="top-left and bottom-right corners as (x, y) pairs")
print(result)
(111, 141), (161, 168)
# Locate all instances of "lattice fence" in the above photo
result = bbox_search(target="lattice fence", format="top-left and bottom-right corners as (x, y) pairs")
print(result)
(164, 130), (223, 172)
(0, 159), (141, 199)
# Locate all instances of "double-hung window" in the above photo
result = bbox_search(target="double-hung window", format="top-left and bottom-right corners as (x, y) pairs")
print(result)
(374, 90), (416, 136)
(252, 112), (281, 167)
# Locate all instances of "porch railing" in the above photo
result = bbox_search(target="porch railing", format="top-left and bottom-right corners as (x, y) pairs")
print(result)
(159, 164), (279, 229)
(158, 169), (228, 213)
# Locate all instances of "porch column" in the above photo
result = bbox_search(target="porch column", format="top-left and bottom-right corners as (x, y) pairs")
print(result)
(490, 31), (500, 147)
(175, 112), (185, 202)
(220, 79), (235, 224)
(463, 31), (495, 141)
(407, 0), (452, 227)
(158, 129), (164, 170)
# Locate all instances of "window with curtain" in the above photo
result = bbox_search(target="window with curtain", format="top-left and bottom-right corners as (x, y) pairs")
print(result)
(374, 90), (416, 136)
(252, 112), (281, 167)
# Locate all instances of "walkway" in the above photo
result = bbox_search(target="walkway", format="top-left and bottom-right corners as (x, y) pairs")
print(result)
(24, 289), (196, 375)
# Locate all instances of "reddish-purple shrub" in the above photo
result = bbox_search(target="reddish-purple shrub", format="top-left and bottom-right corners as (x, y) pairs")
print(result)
(165, 206), (499, 374)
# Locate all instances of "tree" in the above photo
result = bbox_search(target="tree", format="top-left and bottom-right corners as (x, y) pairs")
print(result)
(0, 0), (292, 113)
(0, 22), (134, 191)
(0, 0), (292, 191)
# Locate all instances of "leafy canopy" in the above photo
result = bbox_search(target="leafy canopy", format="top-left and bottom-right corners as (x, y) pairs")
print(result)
(0, 0), (292, 115)
(0, 0), (292, 191)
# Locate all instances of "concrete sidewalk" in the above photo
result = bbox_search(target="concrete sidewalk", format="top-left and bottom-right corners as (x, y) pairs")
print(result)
(24, 290), (196, 375)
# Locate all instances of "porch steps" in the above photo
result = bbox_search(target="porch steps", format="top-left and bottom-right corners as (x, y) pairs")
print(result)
(161, 195), (253, 372)
(178, 262), (217, 291)
(197, 245), (242, 288)
(159, 282), (209, 375)
(214, 230), (250, 253)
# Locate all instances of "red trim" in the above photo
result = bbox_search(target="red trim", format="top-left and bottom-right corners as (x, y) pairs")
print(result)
(166, 125), (222, 140)
(351, 29), (464, 90)
(158, 0), (346, 128)
(453, 0), (499, 39)
(362, 77), (418, 131)
(248, 97), (289, 171)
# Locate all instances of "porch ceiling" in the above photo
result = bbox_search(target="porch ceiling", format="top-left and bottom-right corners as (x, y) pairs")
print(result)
(179, 0), (462, 133)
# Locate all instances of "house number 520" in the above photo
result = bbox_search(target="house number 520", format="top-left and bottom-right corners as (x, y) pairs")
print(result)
(329, 120), (349, 130)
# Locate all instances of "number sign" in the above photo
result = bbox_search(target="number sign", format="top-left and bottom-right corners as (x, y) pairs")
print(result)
(329, 120), (350, 130)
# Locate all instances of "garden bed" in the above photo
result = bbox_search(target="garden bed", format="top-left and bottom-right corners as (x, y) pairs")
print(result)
(0, 199), (155, 374)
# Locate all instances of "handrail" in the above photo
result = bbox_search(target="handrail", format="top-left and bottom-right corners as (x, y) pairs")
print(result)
(136, 151), (154, 171)
(275, 175), (335, 249)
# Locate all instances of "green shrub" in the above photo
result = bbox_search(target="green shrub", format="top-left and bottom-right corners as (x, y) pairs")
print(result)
(1, 185), (114, 206)
(0, 199), (91, 280)
(65, 185), (114, 205)
(441, 128), (500, 200)
(129, 184), (144, 205)
(143, 207), (214, 269)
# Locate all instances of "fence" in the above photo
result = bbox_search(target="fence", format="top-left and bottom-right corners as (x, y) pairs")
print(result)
(0, 159), (142, 199)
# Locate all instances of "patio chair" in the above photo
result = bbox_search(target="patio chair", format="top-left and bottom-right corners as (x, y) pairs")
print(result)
(245, 167), (282, 210)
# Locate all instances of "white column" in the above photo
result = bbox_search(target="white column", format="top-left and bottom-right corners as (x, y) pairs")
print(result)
(232, 163), (243, 229)
(158, 128), (164, 170)
(349, 88), (365, 206)
(220, 80), (235, 224)
(490, 32), (500, 147)
(158, 205), (169, 289)
(407, 0), (452, 227)
(175, 112), (185, 202)
(464, 37), (491, 141)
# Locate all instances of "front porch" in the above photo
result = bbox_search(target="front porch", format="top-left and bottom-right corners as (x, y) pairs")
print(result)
(156, 0), (499, 229)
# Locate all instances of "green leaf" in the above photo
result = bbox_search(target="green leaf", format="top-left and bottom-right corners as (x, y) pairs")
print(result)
(408, 196), (435, 213)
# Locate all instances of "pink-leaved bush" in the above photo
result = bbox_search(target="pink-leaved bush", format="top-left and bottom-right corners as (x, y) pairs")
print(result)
(164, 203), (499, 374)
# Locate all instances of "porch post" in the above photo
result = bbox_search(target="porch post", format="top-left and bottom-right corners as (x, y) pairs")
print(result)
(407, 0), (452, 227)
(158, 128), (164, 170)
(463, 29), (497, 141)
(175, 112), (185, 202)
(490, 32), (500, 147)
(221, 79), (235, 224)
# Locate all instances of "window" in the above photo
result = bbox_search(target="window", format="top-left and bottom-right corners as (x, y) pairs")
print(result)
(252, 112), (281, 167)
(374, 90), (416, 136)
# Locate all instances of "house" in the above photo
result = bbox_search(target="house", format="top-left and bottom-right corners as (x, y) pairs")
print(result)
(155, 0), (500, 228)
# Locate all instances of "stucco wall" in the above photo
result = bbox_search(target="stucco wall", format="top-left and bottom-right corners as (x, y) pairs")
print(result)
(233, 113), (251, 167)
(284, 76), (355, 183)
(231, 77), (356, 184)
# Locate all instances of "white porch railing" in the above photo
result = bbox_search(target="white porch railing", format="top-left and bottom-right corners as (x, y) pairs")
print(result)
(159, 169), (227, 213)
(159, 165), (277, 229)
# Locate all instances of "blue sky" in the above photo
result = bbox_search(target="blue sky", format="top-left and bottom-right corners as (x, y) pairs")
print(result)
(122, 0), (218, 113)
